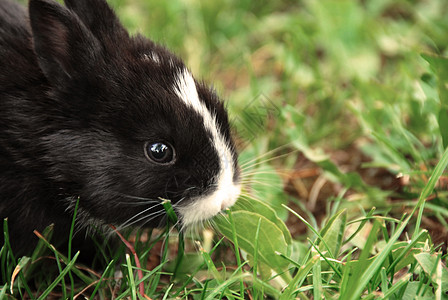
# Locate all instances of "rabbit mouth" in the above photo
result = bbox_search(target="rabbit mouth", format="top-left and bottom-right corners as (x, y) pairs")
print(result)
(177, 181), (241, 227)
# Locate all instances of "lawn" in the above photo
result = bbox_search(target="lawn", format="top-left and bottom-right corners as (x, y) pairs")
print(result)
(3, 0), (448, 299)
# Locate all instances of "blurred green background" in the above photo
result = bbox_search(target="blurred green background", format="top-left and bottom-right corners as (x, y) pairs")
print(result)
(108, 0), (448, 149)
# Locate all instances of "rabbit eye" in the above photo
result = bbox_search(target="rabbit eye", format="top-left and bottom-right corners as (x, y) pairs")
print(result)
(144, 142), (175, 164)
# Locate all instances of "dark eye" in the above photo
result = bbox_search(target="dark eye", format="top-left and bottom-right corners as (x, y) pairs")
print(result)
(144, 142), (175, 164)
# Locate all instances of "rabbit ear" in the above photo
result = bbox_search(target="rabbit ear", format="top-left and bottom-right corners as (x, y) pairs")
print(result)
(64, 0), (128, 46)
(29, 0), (101, 86)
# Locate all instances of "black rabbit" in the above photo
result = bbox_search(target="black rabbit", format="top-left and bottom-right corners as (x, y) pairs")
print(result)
(0, 0), (240, 256)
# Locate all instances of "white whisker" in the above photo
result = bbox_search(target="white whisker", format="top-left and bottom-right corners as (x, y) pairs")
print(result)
(133, 210), (167, 230)
(239, 144), (297, 169)
(117, 204), (162, 229)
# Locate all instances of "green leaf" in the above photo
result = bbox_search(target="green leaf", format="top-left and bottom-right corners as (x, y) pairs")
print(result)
(415, 252), (448, 293)
(402, 281), (434, 300)
(231, 196), (292, 245)
(215, 210), (291, 273)
(317, 209), (346, 258)
(347, 241), (427, 275)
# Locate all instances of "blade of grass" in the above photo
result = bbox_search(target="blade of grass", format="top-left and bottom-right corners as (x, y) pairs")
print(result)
(36, 251), (79, 300)
(345, 146), (448, 300)
(115, 261), (169, 299)
(282, 205), (335, 259)
(125, 253), (137, 300)
(379, 222), (394, 287)
(109, 225), (145, 297)
(312, 253), (322, 300)
(227, 208), (245, 298)
(200, 247), (222, 283)
(148, 226), (170, 296)
(0, 284), (6, 299)
(201, 280), (210, 300)
(161, 283), (174, 300)
(308, 238), (343, 278)
(381, 274), (412, 299)
(51, 244), (66, 299)
(414, 146), (448, 238)
(386, 230), (428, 274)
(274, 251), (300, 268)
(380, 267), (389, 295)
(33, 230), (91, 284)
(0, 245), (6, 284)
(435, 253), (442, 300)
(343, 219), (381, 299)
(172, 237), (225, 298)
(252, 218), (261, 299)
(10, 257), (29, 294)
(340, 253), (352, 296)
(161, 198), (178, 224)
(204, 266), (249, 300)
(30, 224), (54, 261)
(279, 255), (319, 300)
(344, 207), (376, 244)
(88, 259), (115, 300)
(67, 197), (80, 300)
(161, 199), (186, 282)
(3, 219), (34, 299)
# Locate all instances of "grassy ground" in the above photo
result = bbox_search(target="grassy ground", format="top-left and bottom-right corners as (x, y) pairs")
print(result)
(3, 0), (448, 299)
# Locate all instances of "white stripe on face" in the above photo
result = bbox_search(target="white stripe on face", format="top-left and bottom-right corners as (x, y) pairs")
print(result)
(173, 68), (240, 225)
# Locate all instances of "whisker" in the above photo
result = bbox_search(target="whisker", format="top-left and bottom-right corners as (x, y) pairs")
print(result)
(121, 200), (162, 206)
(118, 207), (165, 231)
(240, 151), (298, 173)
(241, 168), (296, 178)
(106, 191), (161, 206)
(238, 193), (269, 205)
(239, 179), (284, 190)
(131, 210), (167, 231)
(170, 196), (188, 209)
(239, 143), (291, 168)
(239, 143), (297, 169)
(118, 205), (158, 228)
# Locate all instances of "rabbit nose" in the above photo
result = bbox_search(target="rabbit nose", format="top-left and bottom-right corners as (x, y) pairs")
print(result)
(220, 201), (228, 210)
(220, 184), (241, 210)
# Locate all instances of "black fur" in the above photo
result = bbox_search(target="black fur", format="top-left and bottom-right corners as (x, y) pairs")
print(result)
(0, 0), (238, 255)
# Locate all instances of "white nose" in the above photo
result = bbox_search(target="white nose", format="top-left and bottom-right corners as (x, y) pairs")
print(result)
(178, 183), (241, 226)
(220, 184), (241, 210)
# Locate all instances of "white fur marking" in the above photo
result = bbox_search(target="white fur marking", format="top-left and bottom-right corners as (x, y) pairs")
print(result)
(142, 52), (161, 64)
(173, 69), (240, 225)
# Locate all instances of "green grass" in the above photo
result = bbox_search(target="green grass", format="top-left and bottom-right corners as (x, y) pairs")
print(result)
(3, 0), (448, 298)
